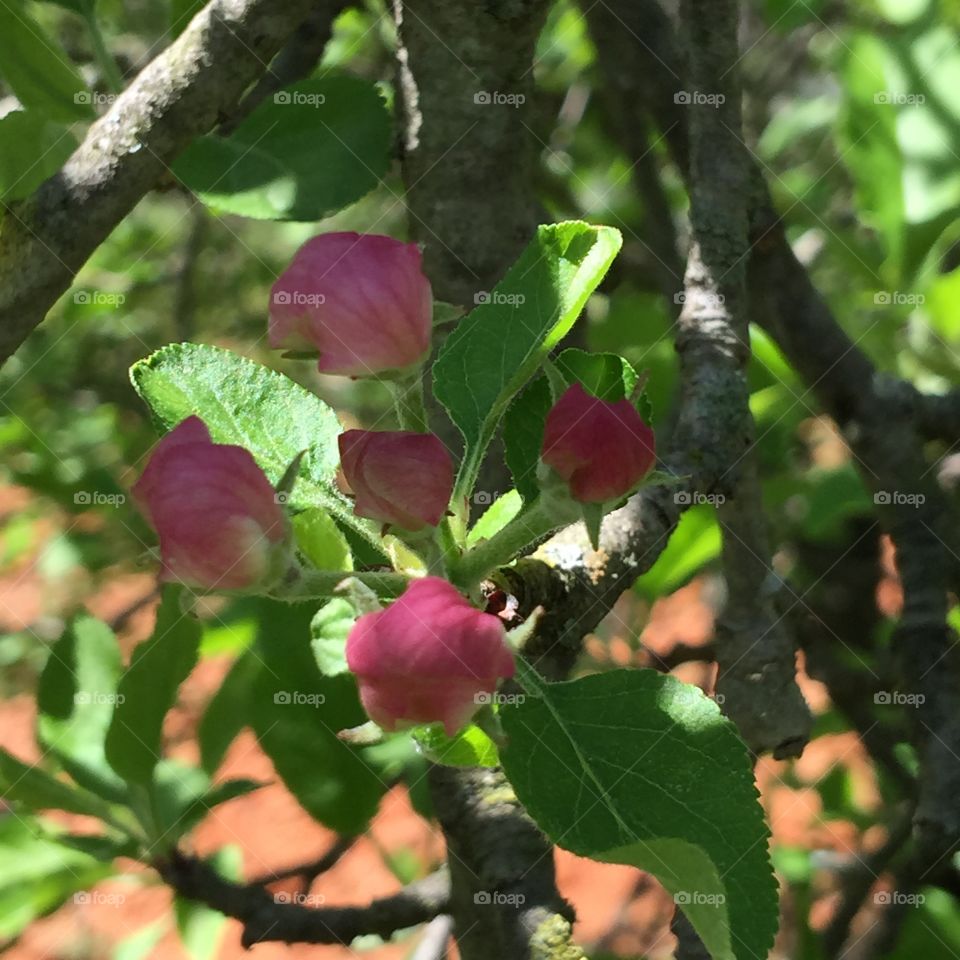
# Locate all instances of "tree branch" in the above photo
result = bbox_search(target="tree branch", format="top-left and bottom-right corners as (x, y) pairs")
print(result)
(672, 0), (811, 759)
(0, 0), (330, 366)
(583, 0), (960, 858)
(247, 834), (356, 886)
(393, 4), (582, 958)
(158, 850), (449, 947)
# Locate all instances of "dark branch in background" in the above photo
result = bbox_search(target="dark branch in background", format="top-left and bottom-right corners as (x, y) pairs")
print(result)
(224, 0), (348, 131)
(247, 834), (357, 886)
(791, 520), (916, 794)
(587, 0), (960, 855)
(747, 155), (960, 862)
(159, 851), (449, 947)
(0, 0), (325, 366)
(821, 807), (914, 959)
(916, 387), (960, 444)
(674, 0), (811, 760)
(670, 910), (712, 960)
(393, 4), (582, 958)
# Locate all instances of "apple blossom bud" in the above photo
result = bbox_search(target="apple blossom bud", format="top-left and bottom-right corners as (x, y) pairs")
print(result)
(132, 416), (286, 590)
(541, 383), (655, 503)
(346, 577), (516, 735)
(269, 232), (433, 377)
(338, 430), (453, 532)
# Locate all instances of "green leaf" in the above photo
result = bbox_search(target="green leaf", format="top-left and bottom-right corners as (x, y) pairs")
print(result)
(173, 76), (390, 221)
(293, 508), (353, 572)
(554, 348), (638, 401)
(150, 762), (263, 845)
(581, 501), (604, 550)
(0, 747), (118, 822)
(412, 724), (499, 767)
(0, 111), (75, 201)
(113, 919), (169, 960)
(500, 666), (777, 960)
(0, 817), (114, 940)
(503, 376), (553, 502)
(37, 615), (126, 800)
(467, 489), (523, 546)
(130, 342), (384, 556)
(105, 586), (202, 784)
(145, 759), (208, 846)
(198, 649), (259, 774)
(839, 34), (905, 276)
(249, 600), (387, 833)
(310, 597), (355, 677)
(634, 504), (721, 601)
(434, 222), (622, 504)
(0, 4), (93, 122)
(170, 0), (206, 35)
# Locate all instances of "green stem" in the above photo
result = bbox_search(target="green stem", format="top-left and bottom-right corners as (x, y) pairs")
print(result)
(437, 517), (462, 569)
(268, 568), (411, 601)
(390, 376), (430, 433)
(449, 499), (563, 589)
(84, 9), (123, 93)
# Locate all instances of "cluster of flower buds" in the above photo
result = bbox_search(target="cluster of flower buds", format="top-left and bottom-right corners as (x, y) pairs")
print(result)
(130, 231), (658, 735)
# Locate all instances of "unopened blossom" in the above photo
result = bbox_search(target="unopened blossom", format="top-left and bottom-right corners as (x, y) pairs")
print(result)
(346, 577), (516, 735)
(338, 430), (453, 531)
(132, 416), (285, 590)
(269, 232), (432, 377)
(541, 383), (655, 503)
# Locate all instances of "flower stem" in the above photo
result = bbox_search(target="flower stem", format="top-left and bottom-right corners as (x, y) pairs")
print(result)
(268, 568), (411, 601)
(389, 376), (430, 433)
(448, 499), (563, 589)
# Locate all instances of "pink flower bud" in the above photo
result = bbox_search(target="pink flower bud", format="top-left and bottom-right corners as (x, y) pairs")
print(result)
(541, 383), (656, 503)
(346, 577), (516, 735)
(338, 430), (453, 532)
(132, 416), (286, 590)
(269, 232), (433, 377)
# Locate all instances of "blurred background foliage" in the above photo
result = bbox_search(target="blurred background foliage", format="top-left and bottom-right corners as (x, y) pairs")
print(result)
(2, 0), (960, 956)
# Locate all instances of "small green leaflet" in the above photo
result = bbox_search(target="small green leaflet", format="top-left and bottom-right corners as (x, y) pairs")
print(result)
(310, 597), (355, 677)
(466, 489), (523, 546)
(412, 724), (499, 767)
(501, 664), (777, 960)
